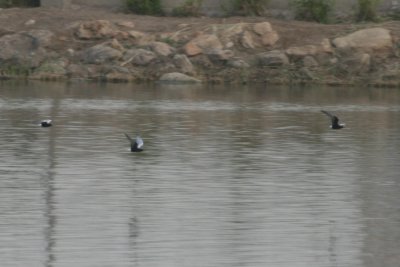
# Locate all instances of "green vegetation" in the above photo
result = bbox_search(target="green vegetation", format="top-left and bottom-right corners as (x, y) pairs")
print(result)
(291, 0), (335, 23)
(172, 0), (203, 17)
(357, 0), (381, 21)
(125, 0), (163, 15)
(0, 0), (39, 7)
(230, 0), (270, 16)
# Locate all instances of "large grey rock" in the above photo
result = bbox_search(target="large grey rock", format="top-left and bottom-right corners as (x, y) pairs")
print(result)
(82, 43), (123, 64)
(159, 72), (201, 83)
(0, 30), (54, 67)
(333, 28), (392, 55)
(25, 29), (55, 48)
(227, 58), (250, 68)
(206, 48), (234, 62)
(173, 54), (194, 74)
(257, 51), (289, 67)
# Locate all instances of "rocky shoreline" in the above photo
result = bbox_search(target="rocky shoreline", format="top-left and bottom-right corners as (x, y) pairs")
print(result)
(1, 7), (400, 87)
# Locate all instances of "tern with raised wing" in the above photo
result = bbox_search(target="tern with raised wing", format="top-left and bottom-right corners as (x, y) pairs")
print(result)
(125, 133), (144, 152)
(321, 110), (345, 129)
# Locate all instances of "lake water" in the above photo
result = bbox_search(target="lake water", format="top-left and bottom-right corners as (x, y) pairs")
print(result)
(0, 81), (399, 267)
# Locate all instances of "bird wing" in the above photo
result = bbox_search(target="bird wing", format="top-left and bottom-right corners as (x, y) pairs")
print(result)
(124, 133), (134, 143)
(321, 110), (334, 120)
(135, 136), (144, 149)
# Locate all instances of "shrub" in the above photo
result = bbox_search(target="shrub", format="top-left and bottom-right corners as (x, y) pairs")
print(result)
(125, 0), (163, 15)
(172, 0), (203, 17)
(291, 0), (335, 23)
(357, 0), (381, 21)
(231, 0), (270, 16)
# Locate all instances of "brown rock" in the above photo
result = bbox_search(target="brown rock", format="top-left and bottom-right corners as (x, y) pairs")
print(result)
(184, 34), (223, 56)
(75, 20), (118, 40)
(184, 42), (202, 56)
(241, 31), (255, 49)
(286, 45), (319, 58)
(253, 22), (279, 46)
(128, 30), (155, 46)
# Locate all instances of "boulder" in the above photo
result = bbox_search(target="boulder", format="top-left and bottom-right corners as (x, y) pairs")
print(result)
(66, 64), (88, 78)
(173, 54), (195, 74)
(123, 49), (156, 66)
(148, 41), (175, 57)
(320, 38), (334, 53)
(109, 38), (125, 52)
(336, 52), (371, 75)
(257, 50), (289, 67)
(184, 34), (223, 56)
(241, 31), (255, 49)
(227, 58), (250, 68)
(127, 30), (155, 46)
(75, 20), (118, 40)
(27, 29), (55, 48)
(0, 31), (52, 67)
(115, 21), (135, 29)
(218, 22), (278, 48)
(159, 72), (201, 83)
(206, 48), (234, 62)
(303, 56), (319, 68)
(252, 22), (279, 46)
(219, 23), (246, 45)
(82, 43), (123, 64)
(286, 45), (319, 58)
(332, 28), (392, 55)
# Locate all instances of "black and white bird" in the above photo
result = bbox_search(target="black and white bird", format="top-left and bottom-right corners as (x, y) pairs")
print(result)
(321, 110), (345, 129)
(40, 120), (52, 127)
(125, 133), (144, 152)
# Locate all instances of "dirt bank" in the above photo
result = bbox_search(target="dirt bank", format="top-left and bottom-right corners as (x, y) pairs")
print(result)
(1, 5), (400, 86)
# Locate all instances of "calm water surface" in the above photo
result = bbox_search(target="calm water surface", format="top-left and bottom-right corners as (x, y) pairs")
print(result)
(0, 81), (399, 267)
